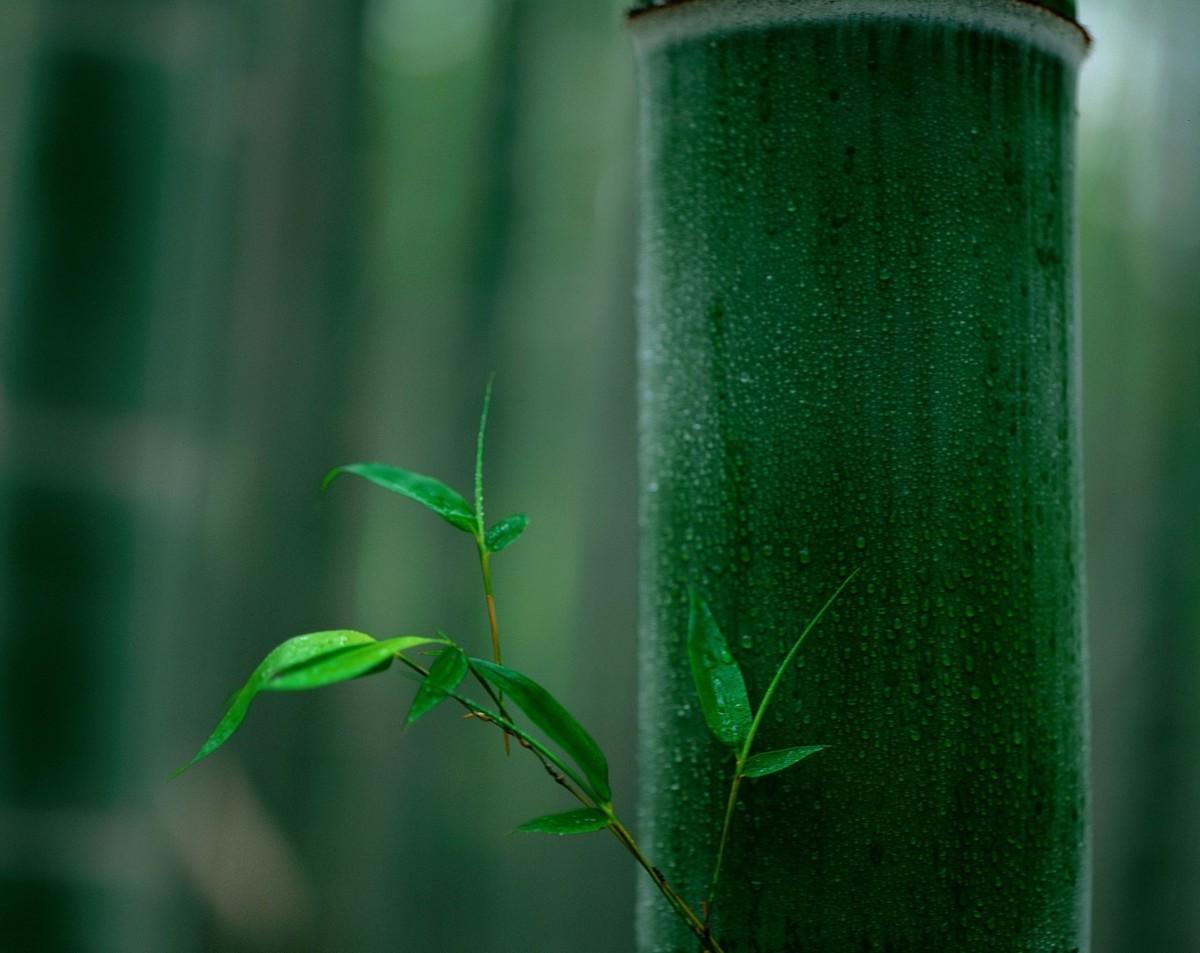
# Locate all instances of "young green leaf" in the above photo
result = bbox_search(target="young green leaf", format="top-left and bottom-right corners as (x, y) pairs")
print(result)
(268, 635), (445, 692)
(687, 591), (752, 749)
(405, 644), (469, 726)
(742, 745), (827, 779)
(474, 376), (494, 538)
(743, 568), (860, 756)
(470, 658), (612, 805)
(176, 630), (377, 775)
(516, 808), (611, 836)
(323, 463), (476, 535)
(485, 513), (528, 553)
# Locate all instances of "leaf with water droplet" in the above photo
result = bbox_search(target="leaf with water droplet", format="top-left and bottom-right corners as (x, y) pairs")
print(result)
(176, 630), (377, 775)
(323, 462), (476, 535)
(515, 808), (610, 835)
(485, 513), (528, 553)
(268, 635), (445, 691)
(687, 590), (752, 748)
(405, 644), (469, 726)
(742, 745), (827, 779)
(470, 658), (612, 805)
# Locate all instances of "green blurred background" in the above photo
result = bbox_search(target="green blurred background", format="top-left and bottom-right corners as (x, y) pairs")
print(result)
(0, 1), (1195, 951)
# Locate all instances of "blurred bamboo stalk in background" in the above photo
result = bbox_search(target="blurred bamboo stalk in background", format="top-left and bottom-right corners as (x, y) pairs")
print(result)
(1086, 0), (1200, 948)
(0, 2), (362, 949)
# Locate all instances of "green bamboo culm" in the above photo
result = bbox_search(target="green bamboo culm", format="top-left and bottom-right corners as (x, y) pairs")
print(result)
(630, 1), (1090, 950)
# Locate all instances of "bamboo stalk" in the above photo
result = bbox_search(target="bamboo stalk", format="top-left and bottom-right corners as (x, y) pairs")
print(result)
(631, 1), (1090, 949)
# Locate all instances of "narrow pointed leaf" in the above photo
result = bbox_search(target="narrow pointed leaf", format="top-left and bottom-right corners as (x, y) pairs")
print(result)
(268, 635), (445, 691)
(405, 644), (469, 725)
(485, 513), (528, 553)
(474, 377), (493, 537)
(687, 591), (752, 748)
(323, 463), (476, 534)
(516, 808), (611, 836)
(742, 745), (828, 779)
(470, 658), (612, 804)
(747, 569), (860, 751)
(176, 630), (377, 774)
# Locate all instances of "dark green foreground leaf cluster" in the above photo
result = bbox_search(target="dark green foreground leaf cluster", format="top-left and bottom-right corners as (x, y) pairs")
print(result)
(178, 389), (854, 953)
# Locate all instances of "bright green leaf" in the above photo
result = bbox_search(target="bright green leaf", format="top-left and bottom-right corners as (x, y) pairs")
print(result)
(516, 808), (611, 835)
(176, 630), (377, 775)
(485, 513), (528, 553)
(742, 745), (827, 779)
(268, 635), (444, 692)
(405, 644), (469, 726)
(470, 658), (612, 805)
(687, 591), (752, 748)
(323, 463), (476, 535)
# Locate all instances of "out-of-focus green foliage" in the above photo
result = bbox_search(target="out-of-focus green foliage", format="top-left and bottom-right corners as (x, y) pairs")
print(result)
(3, 1), (635, 949)
(1080, 1), (1200, 950)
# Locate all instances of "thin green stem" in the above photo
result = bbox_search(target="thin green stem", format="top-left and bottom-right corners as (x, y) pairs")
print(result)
(703, 568), (860, 926)
(471, 379), (507, 751)
(607, 817), (725, 953)
(396, 650), (715, 950)
(477, 545), (511, 754)
(395, 652), (587, 802)
(479, 548), (502, 665)
(453, 694), (587, 797)
(704, 769), (743, 923)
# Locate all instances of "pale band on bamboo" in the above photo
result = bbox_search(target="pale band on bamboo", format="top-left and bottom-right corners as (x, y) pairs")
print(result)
(630, 0), (1089, 67)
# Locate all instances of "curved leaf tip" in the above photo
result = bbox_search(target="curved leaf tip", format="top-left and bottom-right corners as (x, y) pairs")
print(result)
(320, 467), (344, 492)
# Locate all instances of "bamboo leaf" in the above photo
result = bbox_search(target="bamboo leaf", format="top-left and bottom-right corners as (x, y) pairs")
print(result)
(747, 569), (859, 752)
(485, 513), (528, 552)
(687, 591), (752, 748)
(474, 377), (494, 538)
(176, 630), (377, 774)
(323, 463), (476, 535)
(516, 808), (611, 835)
(470, 658), (612, 805)
(405, 644), (469, 726)
(742, 745), (827, 779)
(268, 635), (445, 692)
